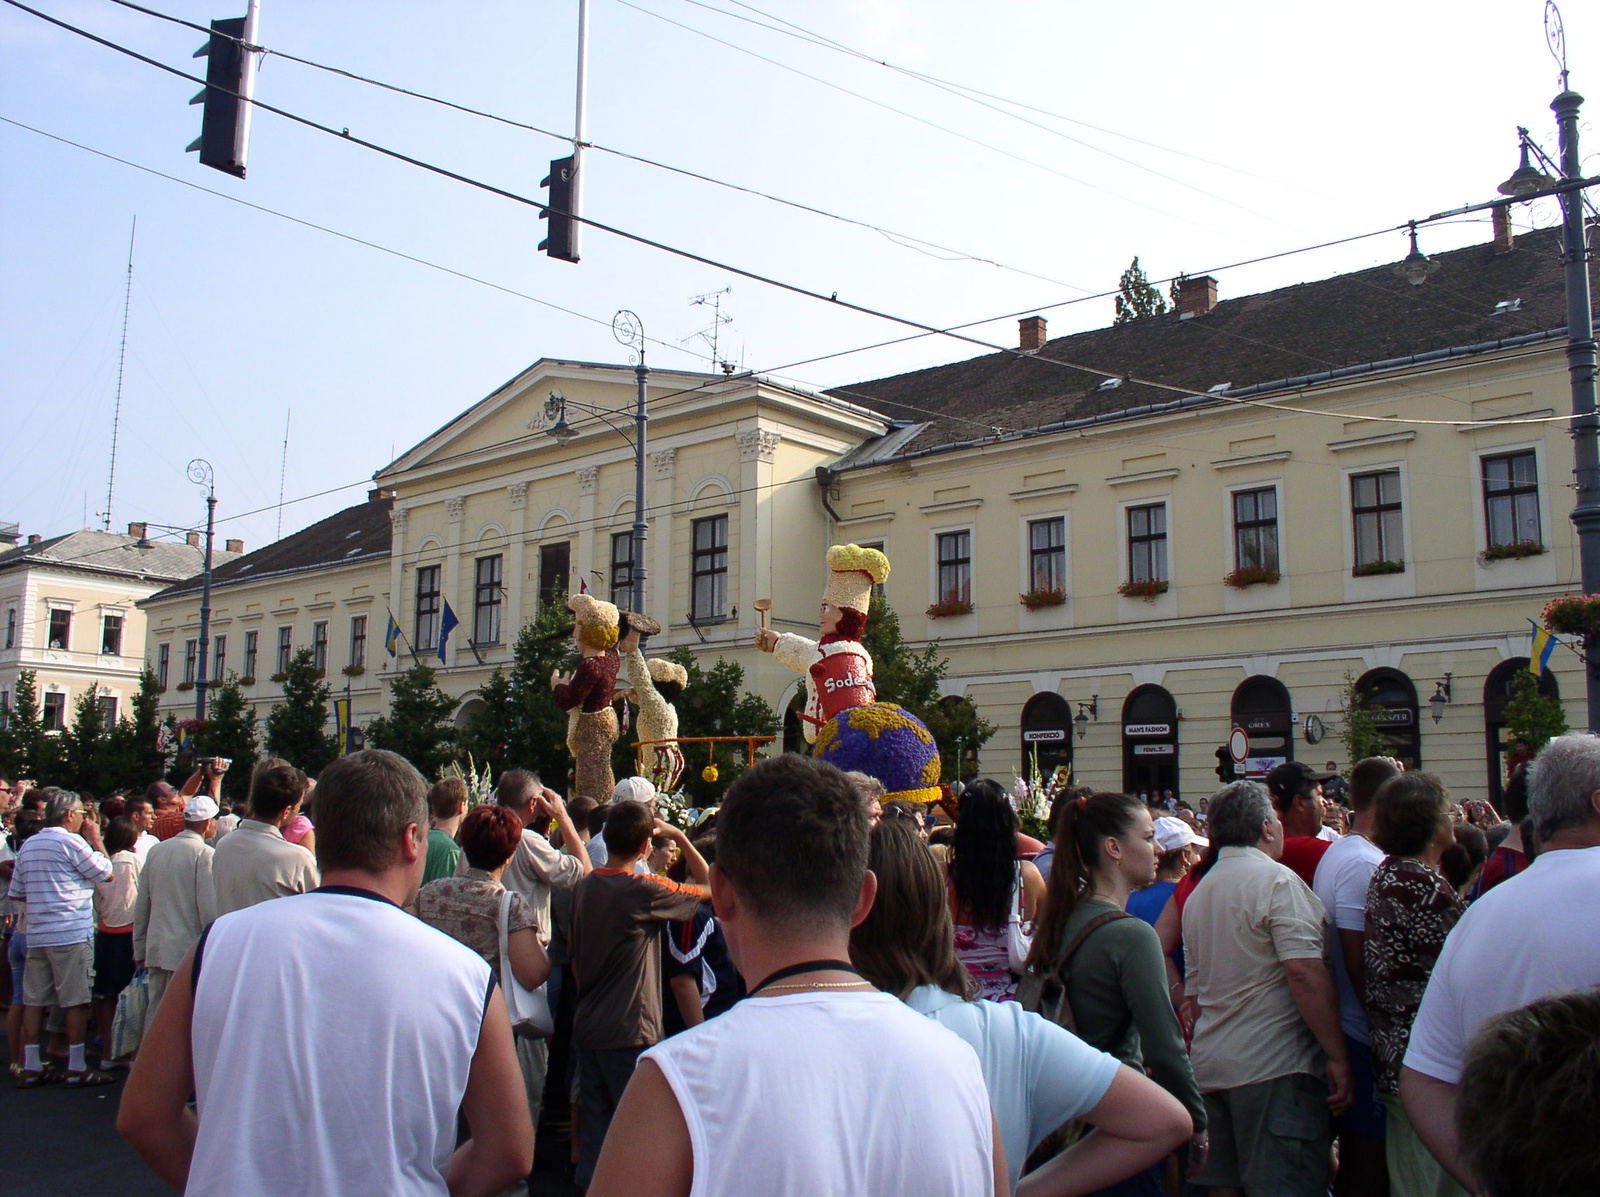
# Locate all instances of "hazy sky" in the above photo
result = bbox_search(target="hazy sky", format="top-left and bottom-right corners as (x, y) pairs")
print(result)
(4, 0), (1594, 553)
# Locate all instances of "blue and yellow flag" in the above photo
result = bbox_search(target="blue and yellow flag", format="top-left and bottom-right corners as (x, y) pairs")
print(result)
(1529, 619), (1558, 676)
(384, 612), (401, 658)
(438, 601), (460, 664)
(334, 697), (352, 754)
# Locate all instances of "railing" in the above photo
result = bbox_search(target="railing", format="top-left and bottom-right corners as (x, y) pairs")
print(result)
(634, 735), (777, 770)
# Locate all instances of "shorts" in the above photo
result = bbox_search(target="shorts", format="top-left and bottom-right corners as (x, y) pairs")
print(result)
(1194, 1072), (1333, 1197)
(1340, 1035), (1387, 1139)
(92, 929), (136, 999)
(7, 928), (25, 998)
(23, 941), (94, 1009)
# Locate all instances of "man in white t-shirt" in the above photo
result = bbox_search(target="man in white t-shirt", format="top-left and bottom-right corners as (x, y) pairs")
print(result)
(588, 754), (1004, 1197)
(1311, 755), (1401, 1197)
(125, 794), (161, 862)
(1401, 733), (1600, 1190)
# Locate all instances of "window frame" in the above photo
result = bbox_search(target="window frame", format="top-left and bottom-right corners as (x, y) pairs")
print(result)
(157, 643), (170, 689)
(184, 638), (199, 684)
(1026, 517), (1066, 595)
(101, 613), (124, 656)
(1126, 503), (1168, 585)
(690, 514), (730, 621)
(610, 531), (635, 607)
(473, 554), (503, 646)
(243, 630), (258, 679)
(349, 615), (367, 670)
(276, 626), (293, 675)
(212, 634), (225, 677)
(1231, 486), (1281, 572)
(312, 620), (329, 673)
(1351, 468), (1404, 568)
(4, 607), (14, 649)
(1481, 449), (1542, 549)
(47, 608), (71, 651)
(97, 694), (118, 731)
(415, 564), (442, 651)
(42, 691), (65, 731)
(935, 529), (973, 606)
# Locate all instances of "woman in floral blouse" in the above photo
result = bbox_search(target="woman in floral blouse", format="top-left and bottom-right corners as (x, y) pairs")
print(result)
(1364, 772), (1467, 1197)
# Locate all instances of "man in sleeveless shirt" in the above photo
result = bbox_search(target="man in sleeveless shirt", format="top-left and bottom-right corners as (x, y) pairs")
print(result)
(587, 754), (1006, 1197)
(118, 750), (532, 1196)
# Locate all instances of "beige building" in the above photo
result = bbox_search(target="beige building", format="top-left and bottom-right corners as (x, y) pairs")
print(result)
(1, 522), (233, 732)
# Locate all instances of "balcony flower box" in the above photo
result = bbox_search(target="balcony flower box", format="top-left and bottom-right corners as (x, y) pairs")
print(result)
(238, 676), (256, 686)
(1479, 540), (1546, 565)
(342, 665), (365, 677)
(1117, 579), (1169, 602)
(1223, 564), (1280, 590)
(1351, 559), (1405, 578)
(269, 672), (288, 684)
(1019, 587), (1067, 611)
(1542, 594), (1600, 637)
(175, 681), (195, 692)
(925, 598), (974, 619)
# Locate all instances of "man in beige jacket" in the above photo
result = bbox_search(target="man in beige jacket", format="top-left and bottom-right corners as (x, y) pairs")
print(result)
(213, 764), (319, 915)
(133, 796), (219, 1012)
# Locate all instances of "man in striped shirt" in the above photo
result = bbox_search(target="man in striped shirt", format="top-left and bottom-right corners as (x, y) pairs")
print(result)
(8, 788), (113, 1087)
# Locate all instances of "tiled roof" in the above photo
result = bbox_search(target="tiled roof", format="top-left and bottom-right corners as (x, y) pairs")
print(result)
(828, 223), (1595, 459)
(144, 495), (393, 603)
(0, 529), (233, 583)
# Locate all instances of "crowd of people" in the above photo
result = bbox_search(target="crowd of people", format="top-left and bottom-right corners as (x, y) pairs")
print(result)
(2, 732), (1598, 1196)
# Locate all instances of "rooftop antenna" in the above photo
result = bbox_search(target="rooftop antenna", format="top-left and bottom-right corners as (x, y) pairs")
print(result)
(102, 216), (136, 530)
(684, 287), (735, 373)
(275, 408), (290, 540)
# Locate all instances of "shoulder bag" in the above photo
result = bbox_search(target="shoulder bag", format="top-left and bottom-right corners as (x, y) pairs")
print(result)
(1005, 863), (1035, 974)
(1015, 908), (1130, 1033)
(498, 890), (555, 1038)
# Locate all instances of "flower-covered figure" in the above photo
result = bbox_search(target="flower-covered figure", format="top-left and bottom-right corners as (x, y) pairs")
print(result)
(616, 613), (688, 792)
(550, 594), (621, 800)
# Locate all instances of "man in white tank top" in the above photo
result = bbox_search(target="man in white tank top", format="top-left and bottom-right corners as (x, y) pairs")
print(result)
(117, 750), (534, 1197)
(587, 754), (1007, 1197)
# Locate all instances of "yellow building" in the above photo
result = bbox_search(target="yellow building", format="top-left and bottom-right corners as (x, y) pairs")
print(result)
(1, 522), (234, 733)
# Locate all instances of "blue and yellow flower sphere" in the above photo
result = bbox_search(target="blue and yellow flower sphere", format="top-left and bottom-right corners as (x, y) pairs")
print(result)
(811, 702), (942, 804)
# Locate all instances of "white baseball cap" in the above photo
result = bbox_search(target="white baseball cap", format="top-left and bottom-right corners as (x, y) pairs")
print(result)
(1153, 816), (1207, 852)
(184, 795), (220, 821)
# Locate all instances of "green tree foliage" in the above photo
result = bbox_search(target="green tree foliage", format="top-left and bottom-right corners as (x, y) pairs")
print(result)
(0, 669), (46, 782)
(1501, 670), (1568, 764)
(197, 674), (260, 801)
(1114, 255), (1167, 323)
(859, 595), (996, 784)
(1337, 671), (1386, 768)
(264, 648), (338, 776)
(503, 603), (581, 787)
(366, 663), (460, 780)
(456, 666), (518, 774)
(1168, 271), (1190, 309)
(124, 667), (169, 787)
(64, 682), (108, 794)
(653, 647), (778, 808)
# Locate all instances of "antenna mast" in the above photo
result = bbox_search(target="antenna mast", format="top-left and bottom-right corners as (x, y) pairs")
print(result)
(276, 409), (291, 540)
(685, 287), (735, 373)
(103, 216), (136, 530)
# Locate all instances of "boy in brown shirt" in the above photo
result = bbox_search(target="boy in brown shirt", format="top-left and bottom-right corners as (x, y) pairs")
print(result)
(570, 800), (707, 1186)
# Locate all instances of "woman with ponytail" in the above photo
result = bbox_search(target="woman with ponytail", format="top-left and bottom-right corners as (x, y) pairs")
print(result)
(947, 778), (1047, 1001)
(1026, 792), (1207, 1194)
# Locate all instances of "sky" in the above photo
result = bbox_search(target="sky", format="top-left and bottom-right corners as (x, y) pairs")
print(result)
(3, 0), (1596, 554)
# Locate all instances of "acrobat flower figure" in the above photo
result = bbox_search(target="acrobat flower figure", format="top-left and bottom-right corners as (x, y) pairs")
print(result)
(616, 613), (688, 792)
(756, 543), (890, 743)
(551, 594), (621, 800)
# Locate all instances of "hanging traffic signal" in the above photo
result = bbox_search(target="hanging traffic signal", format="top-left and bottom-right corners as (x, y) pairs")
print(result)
(539, 156), (579, 263)
(187, 14), (256, 178)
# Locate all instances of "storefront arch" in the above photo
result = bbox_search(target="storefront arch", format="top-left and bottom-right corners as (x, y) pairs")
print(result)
(1020, 692), (1073, 785)
(1355, 668), (1421, 771)
(1231, 675), (1295, 777)
(1483, 660), (1559, 811)
(1122, 685), (1179, 800)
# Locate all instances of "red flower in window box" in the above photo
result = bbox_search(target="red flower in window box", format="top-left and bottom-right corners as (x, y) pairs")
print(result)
(925, 598), (974, 619)
(1223, 565), (1280, 590)
(1479, 540), (1545, 564)
(1117, 579), (1169, 601)
(1542, 594), (1600, 637)
(1020, 587), (1067, 610)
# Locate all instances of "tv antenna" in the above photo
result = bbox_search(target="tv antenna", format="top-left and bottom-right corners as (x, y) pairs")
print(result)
(101, 216), (136, 530)
(684, 287), (737, 374)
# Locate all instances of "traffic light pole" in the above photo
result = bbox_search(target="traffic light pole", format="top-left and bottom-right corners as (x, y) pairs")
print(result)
(571, 0), (589, 262)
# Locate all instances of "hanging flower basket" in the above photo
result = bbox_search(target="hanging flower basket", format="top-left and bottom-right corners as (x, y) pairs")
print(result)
(925, 598), (974, 619)
(1479, 540), (1546, 565)
(1223, 564), (1280, 590)
(1352, 559), (1405, 577)
(1019, 587), (1067, 610)
(1118, 578), (1169, 601)
(1542, 594), (1600, 637)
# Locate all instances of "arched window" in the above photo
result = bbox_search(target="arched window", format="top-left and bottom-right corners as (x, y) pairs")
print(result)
(1122, 685), (1180, 800)
(1483, 660), (1560, 811)
(1232, 675), (1294, 776)
(1355, 668), (1421, 771)
(1020, 692), (1073, 785)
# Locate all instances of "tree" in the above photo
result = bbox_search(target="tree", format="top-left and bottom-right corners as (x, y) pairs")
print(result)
(1337, 671), (1386, 768)
(124, 667), (169, 787)
(264, 648), (338, 775)
(1168, 271), (1190, 309)
(456, 666), (518, 775)
(859, 595), (996, 784)
(1501, 671), (1568, 765)
(366, 663), (460, 780)
(503, 603), (581, 787)
(198, 673), (260, 802)
(0, 669), (63, 785)
(658, 648), (778, 807)
(1114, 255), (1167, 323)
(64, 683), (110, 795)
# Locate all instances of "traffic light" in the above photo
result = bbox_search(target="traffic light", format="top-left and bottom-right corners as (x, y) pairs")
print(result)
(187, 15), (256, 178)
(539, 156), (579, 263)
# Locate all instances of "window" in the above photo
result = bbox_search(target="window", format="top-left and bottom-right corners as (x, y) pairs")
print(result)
(1127, 504), (1167, 584)
(157, 643), (170, 689)
(4, 608), (13, 649)
(691, 515), (729, 620)
(349, 616), (367, 670)
(47, 608), (70, 650)
(98, 695), (118, 731)
(1483, 451), (1541, 548)
(243, 630), (258, 679)
(1352, 469), (1403, 567)
(474, 555), (503, 645)
(936, 530), (972, 605)
(539, 543), (570, 609)
(276, 626), (293, 675)
(42, 692), (65, 731)
(858, 541), (888, 598)
(101, 613), (124, 656)
(312, 621), (329, 673)
(1233, 488), (1280, 571)
(1027, 519), (1065, 594)
(415, 565), (442, 650)
(212, 635), (225, 677)
(610, 532), (635, 607)
(184, 639), (198, 684)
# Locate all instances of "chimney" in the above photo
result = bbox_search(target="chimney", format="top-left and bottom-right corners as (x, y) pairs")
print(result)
(186, 532), (201, 547)
(225, 538), (244, 554)
(1492, 205), (1515, 254)
(368, 487), (396, 502)
(0, 522), (18, 547)
(126, 521), (147, 540)
(1018, 315), (1048, 352)
(27, 534), (42, 545)
(1176, 276), (1219, 318)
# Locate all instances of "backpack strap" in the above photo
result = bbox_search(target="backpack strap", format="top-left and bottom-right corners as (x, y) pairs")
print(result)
(1050, 909), (1131, 981)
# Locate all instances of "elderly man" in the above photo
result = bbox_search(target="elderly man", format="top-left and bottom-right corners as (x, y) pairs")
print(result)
(1183, 780), (1351, 1197)
(119, 750), (532, 1195)
(8, 789), (113, 1087)
(213, 764), (318, 914)
(1401, 732), (1600, 1190)
(133, 795), (219, 1013)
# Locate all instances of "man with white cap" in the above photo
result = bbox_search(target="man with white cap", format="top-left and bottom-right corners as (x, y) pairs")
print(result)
(133, 794), (218, 1012)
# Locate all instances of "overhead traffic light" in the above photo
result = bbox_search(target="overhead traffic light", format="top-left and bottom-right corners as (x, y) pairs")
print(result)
(539, 156), (579, 263)
(187, 13), (257, 178)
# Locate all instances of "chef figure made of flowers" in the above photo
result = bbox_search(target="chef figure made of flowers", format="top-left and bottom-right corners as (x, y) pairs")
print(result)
(550, 593), (621, 800)
(755, 543), (890, 743)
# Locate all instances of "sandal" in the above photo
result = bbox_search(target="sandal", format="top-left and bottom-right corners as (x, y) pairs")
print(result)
(15, 1069), (54, 1089)
(64, 1067), (115, 1087)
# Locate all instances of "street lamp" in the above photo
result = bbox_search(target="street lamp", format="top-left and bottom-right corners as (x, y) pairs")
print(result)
(1429, 675), (1453, 725)
(1396, 222), (1439, 287)
(187, 459), (217, 721)
(1074, 695), (1099, 741)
